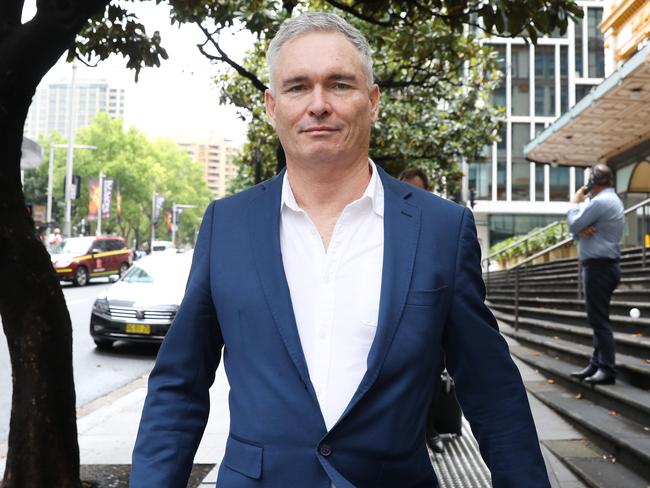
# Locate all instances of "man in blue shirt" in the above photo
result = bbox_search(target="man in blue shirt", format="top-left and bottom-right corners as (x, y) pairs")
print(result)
(567, 164), (624, 385)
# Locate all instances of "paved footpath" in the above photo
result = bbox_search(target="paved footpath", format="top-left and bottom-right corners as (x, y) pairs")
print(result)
(0, 335), (589, 487)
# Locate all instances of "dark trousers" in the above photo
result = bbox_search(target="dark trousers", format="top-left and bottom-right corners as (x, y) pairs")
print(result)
(582, 259), (621, 375)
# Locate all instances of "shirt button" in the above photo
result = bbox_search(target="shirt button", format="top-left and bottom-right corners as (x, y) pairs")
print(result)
(319, 444), (332, 457)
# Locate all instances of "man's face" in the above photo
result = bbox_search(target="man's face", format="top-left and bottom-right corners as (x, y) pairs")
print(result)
(265, 31), (379, 166)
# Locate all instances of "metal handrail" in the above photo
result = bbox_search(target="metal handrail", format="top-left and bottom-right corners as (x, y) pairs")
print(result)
(510, 196), (650, 271)
(482, 220), (563, 265)
(500, 196), (650, 329)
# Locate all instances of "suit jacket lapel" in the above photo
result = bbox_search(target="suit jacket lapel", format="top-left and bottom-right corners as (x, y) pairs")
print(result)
(338, 168), (421, 423)
(247, 172), (316, 399)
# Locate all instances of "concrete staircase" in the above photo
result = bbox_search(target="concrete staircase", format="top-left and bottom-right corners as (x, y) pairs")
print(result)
(486, 247), (650, 487)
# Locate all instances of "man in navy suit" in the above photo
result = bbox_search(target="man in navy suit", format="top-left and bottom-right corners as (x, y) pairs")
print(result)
(132, 11), (550, 487)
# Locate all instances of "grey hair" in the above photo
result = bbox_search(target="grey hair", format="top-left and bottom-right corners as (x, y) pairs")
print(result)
(266, 11), (374, 91)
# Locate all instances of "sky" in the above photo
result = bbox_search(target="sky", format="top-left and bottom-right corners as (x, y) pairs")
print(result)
(22, 2), (255, 145)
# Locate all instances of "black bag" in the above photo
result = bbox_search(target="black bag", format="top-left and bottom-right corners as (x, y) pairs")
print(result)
(427, 370), (462, 436)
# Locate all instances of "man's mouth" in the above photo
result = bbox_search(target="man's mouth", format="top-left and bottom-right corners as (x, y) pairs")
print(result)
(301, 126), (338, 133)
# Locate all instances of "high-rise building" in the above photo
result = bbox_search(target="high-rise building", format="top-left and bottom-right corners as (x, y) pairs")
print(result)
(179, 138), (239, 199)
(464, 1), (607, 255)
(24, 80), (125, 140)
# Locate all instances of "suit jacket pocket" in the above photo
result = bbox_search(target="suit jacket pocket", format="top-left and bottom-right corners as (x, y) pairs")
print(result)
(223, 434), (263, 479)
(406, 286), (448, 307)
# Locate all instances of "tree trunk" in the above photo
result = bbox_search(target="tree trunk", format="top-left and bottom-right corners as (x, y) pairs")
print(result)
(0, 1), (109, 486)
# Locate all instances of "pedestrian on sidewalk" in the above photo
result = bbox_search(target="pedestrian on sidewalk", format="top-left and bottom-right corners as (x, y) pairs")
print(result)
(568, 164), (624, 385)
(132, 11), (550, 488)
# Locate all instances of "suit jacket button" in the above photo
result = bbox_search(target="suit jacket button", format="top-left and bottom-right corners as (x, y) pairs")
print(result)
(319, 444), (332, 457)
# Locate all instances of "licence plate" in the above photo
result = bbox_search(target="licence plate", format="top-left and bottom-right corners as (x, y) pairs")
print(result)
(125, 323), (151, 334)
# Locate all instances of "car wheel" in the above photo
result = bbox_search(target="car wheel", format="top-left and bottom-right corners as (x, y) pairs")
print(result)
(93, 339), (114, 350)
(73, 266), (89, 286)
(118, 262), (130, 276)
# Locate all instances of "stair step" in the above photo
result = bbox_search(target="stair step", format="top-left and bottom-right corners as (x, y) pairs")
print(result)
(543, 439), (649, 488)
(525, 380), (650, 482)
(508, 342), (650, 427)
(497, 320), (650, 388)
(492, 309), (650, 357)
(487, 295), (650, 311)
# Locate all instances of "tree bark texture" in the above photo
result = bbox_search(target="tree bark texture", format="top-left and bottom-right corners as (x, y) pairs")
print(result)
(0, 1), (109, 487)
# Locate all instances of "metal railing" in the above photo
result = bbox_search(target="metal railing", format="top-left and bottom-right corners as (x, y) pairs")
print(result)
(495, 197), (650, 329)
(482, 220), (568, 290)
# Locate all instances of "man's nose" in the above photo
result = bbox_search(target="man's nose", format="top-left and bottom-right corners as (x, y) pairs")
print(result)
(308, 86), (331, 117)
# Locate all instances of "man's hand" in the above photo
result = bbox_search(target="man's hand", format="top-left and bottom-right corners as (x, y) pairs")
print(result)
(571, 187), (588, 203)
(578, 225), (596, 239)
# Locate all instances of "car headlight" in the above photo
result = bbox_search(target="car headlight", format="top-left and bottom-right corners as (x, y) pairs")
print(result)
(93, 297), (110, 314)
(55, 259), (72, 268)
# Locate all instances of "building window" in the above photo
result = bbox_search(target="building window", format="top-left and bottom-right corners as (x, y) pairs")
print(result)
(549, 166), (570, 201)
(534, 124), (546, 201)
(535, 164), (546, 201)
(468, 149), (492, 200)
(575, 84), (593, 104)
(535, 45), (555, 116)
(587, 8), (605, 78)
(574, 13), (584, 77)
(560, 46), (569, 114)
(492, 45), (507, 109)
(511, 45), (530, 116)
(511, 123), (531, 201)
(497, 124), (507, 200)
(489, 214), (565, 246)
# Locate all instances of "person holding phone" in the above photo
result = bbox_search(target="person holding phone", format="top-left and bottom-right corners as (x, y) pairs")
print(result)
(568, 164), (624, 385)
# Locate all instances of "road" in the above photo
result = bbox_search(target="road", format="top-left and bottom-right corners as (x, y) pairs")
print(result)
(0, 278), (158, 444)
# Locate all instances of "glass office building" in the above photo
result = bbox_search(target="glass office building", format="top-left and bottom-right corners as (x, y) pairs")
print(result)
(465, 1), (606, 253)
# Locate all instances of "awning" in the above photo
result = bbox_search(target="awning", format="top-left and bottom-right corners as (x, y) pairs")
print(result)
(524, 41), (650, 167)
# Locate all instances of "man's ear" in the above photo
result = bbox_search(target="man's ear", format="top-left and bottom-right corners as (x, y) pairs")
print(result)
(369, 84), (380, 122)
(264, 89), (276, 128)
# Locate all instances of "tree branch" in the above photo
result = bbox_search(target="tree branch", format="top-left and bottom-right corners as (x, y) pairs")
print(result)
(195, 22), (268, 93)
(324, 0), (394, 27)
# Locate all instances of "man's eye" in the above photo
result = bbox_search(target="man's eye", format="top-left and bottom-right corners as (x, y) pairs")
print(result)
(288, 85), (304, 92)
(334, 83), (350, 90)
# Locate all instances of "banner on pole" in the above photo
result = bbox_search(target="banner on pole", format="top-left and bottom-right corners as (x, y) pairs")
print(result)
(164, 210), (173, 233)
(153, 195), (165, 225)
(116, 185), (122, 225)
(101, 178), (114, 219)
(87, 178), (100, 221)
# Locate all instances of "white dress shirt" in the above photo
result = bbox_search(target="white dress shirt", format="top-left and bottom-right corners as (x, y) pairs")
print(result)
(280, 161), (384, 431)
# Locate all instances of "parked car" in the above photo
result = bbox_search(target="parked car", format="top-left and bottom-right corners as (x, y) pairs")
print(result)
(50, 235), (132, 286)
(89, 252), (193, 349)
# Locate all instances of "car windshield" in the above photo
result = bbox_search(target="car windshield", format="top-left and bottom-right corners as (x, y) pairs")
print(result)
(51, 237), (95, 255)
(121, 256), (191, 285)
(121, 266), (154, 283)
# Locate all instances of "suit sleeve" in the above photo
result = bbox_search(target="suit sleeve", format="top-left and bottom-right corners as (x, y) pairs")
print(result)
(443, 208), (550, 488)
(131, 201), (224, 487)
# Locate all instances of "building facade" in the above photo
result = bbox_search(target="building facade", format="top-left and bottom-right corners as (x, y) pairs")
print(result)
(525, 0), (650, 250)
(178, 138), (239, 199)
(465, 0), (607, 255)
(24, 81), (125, 140)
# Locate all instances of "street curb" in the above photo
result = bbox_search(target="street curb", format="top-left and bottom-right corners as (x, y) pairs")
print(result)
(0, 373), (149, 471)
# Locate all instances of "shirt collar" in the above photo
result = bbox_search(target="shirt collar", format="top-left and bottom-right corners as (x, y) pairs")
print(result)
(281, 159), (384, 217)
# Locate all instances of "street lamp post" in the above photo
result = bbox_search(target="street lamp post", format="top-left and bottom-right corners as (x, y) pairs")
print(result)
(47, 143), (96, 236)
(64, 62), (77, 238)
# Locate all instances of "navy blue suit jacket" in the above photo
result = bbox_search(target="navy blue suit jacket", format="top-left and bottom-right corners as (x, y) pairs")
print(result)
(131, 168), (550, 487)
